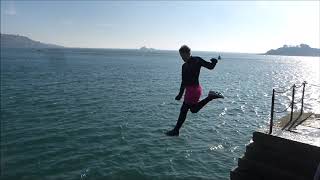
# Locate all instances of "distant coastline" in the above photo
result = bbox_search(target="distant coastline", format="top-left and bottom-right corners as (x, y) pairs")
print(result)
(2, 33), (319, 57)
(1, 33), (63, 49)
(263, 44), (320, 57)
(139, 46), (156, 52)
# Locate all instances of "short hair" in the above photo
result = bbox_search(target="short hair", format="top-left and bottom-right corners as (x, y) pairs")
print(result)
(179, 45), (191, 53)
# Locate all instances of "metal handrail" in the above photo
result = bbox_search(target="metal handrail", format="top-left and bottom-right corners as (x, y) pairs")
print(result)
(309, 83), (320, 88)
(289, 84), (296, 123)
(268, 81), (307, 134)
(273, 86), (294, 94)
(274, 104), (292, 113)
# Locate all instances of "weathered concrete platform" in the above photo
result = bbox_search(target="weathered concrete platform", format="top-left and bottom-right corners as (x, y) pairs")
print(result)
(274, 112), (320, 147)
(230, 113), (320, 180)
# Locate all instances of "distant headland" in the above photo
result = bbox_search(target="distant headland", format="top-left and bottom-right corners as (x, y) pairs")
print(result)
(0, 33), (63, 49)
(264, 44), (320, 57)
(139, 46), (156, 52)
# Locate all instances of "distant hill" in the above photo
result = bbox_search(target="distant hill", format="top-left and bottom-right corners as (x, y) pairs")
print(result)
(139, 46), (156, 52)
(264, 44), (320, 57)
(0, 33), (63, 48)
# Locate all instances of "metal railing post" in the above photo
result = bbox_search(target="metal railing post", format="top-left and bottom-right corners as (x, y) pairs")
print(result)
(300, 81), (306, 115)
(269, 89), (275, 135)
(289, 84), (295, 123)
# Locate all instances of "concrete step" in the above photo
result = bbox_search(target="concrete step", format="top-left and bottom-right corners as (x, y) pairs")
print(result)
(230, 131), (320, 180)
(252, 132), (320, 160)
(230, 167), (261, 180)
(238, 157), (308, 180)
(245, 143), (317, 179)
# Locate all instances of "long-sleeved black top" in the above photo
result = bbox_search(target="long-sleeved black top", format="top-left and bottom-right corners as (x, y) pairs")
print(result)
(178, 56), (217, 96)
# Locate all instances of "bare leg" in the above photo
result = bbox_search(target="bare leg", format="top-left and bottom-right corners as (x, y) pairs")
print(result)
(174, 103), (189, 131)
(166, 103), (189, 136)
(189, 91), (224, 113)
(166, 92), (222, 136)
(189, 96), (212, 113)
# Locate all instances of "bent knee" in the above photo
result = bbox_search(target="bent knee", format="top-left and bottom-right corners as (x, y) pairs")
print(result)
(190, 108), (198, 113)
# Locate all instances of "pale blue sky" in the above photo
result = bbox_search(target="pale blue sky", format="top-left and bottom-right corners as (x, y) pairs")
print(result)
(1, 1), (319, 53)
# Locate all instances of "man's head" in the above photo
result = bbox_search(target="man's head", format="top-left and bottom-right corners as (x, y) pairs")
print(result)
(179, 45), (191, 62)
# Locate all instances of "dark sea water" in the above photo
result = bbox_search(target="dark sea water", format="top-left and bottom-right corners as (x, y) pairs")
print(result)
(1, 48), (319, 179)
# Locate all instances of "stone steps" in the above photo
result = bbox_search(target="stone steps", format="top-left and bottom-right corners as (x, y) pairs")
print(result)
(230, 132), (320, 180)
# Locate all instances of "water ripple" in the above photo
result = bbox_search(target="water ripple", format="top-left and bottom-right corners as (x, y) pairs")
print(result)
(1, 49), (319, 179)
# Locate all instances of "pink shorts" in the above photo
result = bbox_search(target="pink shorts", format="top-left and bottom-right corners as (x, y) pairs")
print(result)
(184, 85), (202, 105)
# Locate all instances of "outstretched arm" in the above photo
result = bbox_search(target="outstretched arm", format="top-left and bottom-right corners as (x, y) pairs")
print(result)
(200, 57), (218, 70)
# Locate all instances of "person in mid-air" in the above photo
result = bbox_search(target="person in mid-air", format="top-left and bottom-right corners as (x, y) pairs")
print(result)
(166, 45), (224, 136)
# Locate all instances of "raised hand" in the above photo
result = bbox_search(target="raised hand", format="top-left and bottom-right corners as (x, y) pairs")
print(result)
(210, 58), (218, 64)
(175, 94), (182, 100)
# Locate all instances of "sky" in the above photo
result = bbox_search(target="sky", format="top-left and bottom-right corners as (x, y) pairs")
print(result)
(1, 1), (319, 53)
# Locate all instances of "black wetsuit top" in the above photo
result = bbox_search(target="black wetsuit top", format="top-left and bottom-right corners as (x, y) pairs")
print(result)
(178, 56), (217, 96)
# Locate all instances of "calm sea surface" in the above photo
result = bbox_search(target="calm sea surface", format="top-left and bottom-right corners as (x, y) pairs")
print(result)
(1, 48), (319, 179)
